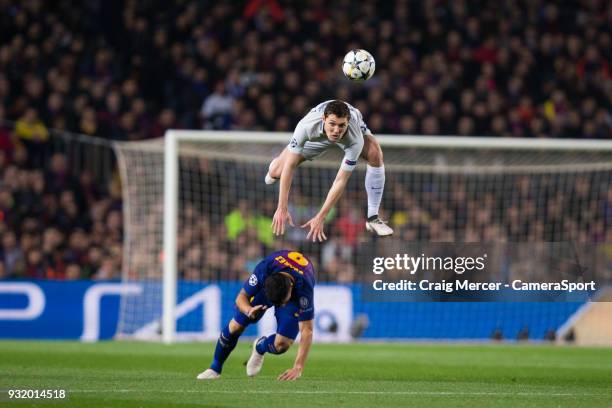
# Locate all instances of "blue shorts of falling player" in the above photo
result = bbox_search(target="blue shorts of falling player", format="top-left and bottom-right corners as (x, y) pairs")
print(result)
(197, 249), (316, 379)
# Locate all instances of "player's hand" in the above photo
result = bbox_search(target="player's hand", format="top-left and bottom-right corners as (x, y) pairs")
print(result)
(246, 304), (267, 320)
(277, 367), (302, 381)
(301, 215), (327, 242)
(272, 207), (295, 236)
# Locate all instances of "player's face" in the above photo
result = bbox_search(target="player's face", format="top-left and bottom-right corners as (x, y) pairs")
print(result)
(323, 114), (349, 142)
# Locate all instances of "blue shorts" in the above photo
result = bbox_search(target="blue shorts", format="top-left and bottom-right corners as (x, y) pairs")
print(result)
(233, 295), (300, 340)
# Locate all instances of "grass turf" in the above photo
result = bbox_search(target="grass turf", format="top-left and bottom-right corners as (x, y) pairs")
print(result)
(0, 340), (611, 408)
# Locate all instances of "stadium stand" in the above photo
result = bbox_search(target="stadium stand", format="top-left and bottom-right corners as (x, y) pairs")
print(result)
(0, 0), (610, 284)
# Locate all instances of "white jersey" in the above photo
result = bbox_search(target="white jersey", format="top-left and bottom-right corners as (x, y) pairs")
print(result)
(287, 100), (371, 172)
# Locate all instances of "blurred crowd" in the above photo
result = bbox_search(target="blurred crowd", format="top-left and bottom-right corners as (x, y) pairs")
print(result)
(0, 0), (610, 141)
(171, 165), (612, 283)
(0, 147), (123, 280)
(1, 0), (611, 281)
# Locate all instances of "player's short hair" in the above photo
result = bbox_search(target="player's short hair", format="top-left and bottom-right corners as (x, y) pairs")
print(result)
(324, 100), (350, 120)
(264, 273), (293, 307)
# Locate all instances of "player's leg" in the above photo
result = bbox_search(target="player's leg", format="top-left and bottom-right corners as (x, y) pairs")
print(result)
(360, 134), (393, 236)
(200, 293), (273, 380)
(265, 148), (306, 184)
(255, 332), (294, 355)
(246, 303), (298, 377)
(210, 318), (246, 373)
(197, 318), (246, 379)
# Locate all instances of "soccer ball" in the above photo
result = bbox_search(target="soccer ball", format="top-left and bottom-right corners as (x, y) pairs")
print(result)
(342, 49), (376, 82)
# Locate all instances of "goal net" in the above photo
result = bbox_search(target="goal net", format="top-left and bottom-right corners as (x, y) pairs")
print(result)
(113, 132), (612, 344)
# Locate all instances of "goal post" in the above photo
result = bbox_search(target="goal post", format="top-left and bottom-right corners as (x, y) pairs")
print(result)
(114, 131), (612, 344)
(161, 131), (291, 343)
(162, 132), (178, 344)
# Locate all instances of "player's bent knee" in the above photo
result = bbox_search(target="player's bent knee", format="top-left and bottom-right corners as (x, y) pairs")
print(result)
(274, 337), (293, 354)
(368, 149), (384, 167)
(228, 319), (246, 335)
(268, 156), (281, 178)
(363, 135), (384, 167)
(374, 152), (384, 167)
(273, 344), (290, 354)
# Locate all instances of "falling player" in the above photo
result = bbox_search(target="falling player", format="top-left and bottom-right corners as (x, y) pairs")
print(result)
(197, 249), (315, 381)
(266, 100), (393, 242)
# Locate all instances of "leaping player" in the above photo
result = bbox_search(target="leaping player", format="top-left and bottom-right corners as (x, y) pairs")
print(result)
(266, 100), (393, 242)
(197, 249), (315, 381)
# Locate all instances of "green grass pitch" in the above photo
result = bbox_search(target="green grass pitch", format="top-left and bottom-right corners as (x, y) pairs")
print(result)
(1, 340), (611, 407)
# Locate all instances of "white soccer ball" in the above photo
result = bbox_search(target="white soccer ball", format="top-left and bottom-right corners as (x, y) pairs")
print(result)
(342, 49), (375, 82)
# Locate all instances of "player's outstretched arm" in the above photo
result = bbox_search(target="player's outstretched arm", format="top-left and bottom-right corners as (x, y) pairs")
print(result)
(272, 152), (302, 236)
(278, 319), (313, 381)
(302, 168), (352, 242)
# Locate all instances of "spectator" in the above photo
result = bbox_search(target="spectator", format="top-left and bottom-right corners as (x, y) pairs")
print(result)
(1, 231), (23, 278)
(14, 108), (48, 168)
(333, 202), (365, 247)
(201, 82), (235, 130)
